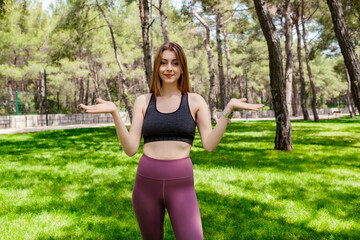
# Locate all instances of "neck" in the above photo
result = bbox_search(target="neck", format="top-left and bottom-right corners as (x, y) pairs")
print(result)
(159, 83), (181, 97)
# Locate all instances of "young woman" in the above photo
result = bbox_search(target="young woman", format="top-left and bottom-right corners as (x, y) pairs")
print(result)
(80, 42), (264, 240)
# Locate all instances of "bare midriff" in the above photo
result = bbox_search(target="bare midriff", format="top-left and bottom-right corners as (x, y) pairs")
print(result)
(143, 141), (192, 160)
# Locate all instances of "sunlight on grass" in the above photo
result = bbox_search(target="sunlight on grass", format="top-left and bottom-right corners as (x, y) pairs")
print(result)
(308, 208), (360, 232)
(1, 118), (360, 239)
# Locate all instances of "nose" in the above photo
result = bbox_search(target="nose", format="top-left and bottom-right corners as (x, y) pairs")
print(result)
(165, 63), (173, 71)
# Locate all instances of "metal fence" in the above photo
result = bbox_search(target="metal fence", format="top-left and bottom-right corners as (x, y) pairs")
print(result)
(0, 90), (350, 116)
(0, 91), (125, 115)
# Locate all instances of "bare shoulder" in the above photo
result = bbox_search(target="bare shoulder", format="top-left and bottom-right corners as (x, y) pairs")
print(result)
(134, 93), (152, 116)
(134, 93), (151, 105)
(188, 93), (207, 108)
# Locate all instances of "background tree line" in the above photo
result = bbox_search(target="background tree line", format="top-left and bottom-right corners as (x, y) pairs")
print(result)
(0, 0), (359, 149)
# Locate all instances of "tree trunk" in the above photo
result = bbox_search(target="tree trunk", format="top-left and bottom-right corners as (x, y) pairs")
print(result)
(284, 0), (293, 115)
(327, 0), (360, 113)
(158, 0), (169, 43)
(191, 2), (217, 123)
(117, 75), (122, 106)
(24, 81), (29, 114)
(92, 66), (100, 98)
(85, 77), (90, 105)
(253, 0), (293, 151)
(294, 10), (309, 120)
(216, 11), (226, 110)
(291, 62), (300, 116)
(96, 0), (133, 121)
(79, 77), (84, 113)
(139, 0), (153, 88)
(345, 67), (356, 118)
(33, 78), (38, 114)
(65, 95), (69, 111)
(8, 79), (16, 113)
(238, 76), (243, 99)
(38, 74), (44, 114)
(150, 0), (154, 66)
(223, 25), (232, 102)
(301, 0), (319, 122)
(103, 78), (112, 101)
(118, 73), (133, 121)
(73, 90), (77, 114)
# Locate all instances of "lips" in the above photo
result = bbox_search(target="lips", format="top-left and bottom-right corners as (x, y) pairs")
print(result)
(164, 74), (173, 78)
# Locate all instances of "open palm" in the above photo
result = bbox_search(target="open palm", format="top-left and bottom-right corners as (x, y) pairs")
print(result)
(80, 98), (117, 114)
(230, 98), (264, 111)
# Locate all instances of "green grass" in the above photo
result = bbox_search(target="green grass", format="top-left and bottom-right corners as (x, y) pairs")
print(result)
(1, 116), (360, 239)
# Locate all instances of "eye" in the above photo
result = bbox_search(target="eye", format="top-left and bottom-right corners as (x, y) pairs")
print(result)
(173, 62), (179, 66)
(160, 61), (166, 65)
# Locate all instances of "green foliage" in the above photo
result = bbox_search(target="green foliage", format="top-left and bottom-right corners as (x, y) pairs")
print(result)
(0, 0), (356, 114)
(1, 118), (360, 239)
(310, 54), (346, 107)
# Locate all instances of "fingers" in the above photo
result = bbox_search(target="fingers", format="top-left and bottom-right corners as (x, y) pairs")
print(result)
(235, 102), (265, 111)
(80, 98), (106, 112)
(79, 104), (87, 110)
(249, 104), (264, 111)
(96, 98), (106, 104)
(79, 104), (100, 113)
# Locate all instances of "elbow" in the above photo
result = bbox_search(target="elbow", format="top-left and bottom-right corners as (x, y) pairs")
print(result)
(204, 145), (216, 152)
(125, 151), (137, 157)
(125, 149), (138, 157)
(203, 140), (217, 152)
(124, 147), (138, 157)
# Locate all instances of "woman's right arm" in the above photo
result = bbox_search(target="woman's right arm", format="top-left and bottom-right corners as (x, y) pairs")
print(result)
(80, 95), (147, 157)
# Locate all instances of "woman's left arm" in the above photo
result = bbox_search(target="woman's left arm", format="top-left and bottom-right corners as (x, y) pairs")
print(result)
(194, 95), (264, 152)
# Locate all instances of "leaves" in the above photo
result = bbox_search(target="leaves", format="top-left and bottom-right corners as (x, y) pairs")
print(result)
(0, 0), (356, 114)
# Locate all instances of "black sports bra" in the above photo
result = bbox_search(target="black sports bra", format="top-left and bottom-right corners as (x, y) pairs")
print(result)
(142, 93), (196, 145)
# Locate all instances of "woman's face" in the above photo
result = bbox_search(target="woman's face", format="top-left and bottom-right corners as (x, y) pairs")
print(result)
(159, 50), (182, 85)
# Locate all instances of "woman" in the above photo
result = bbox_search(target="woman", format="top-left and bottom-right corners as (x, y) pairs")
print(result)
(80, 42), (263, 240)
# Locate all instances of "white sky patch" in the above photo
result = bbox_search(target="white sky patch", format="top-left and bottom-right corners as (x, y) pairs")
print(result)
(38, 0), (56, 10)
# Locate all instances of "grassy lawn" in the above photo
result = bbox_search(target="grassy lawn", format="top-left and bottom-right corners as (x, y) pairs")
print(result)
(1, 116), (360, 239)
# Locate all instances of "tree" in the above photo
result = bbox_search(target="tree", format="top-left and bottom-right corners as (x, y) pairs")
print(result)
(191, 1), (217, 122)
(223, 20), (232, 102)
(343, 66), (358, 117)
(0, 0), (354, 117)
(294, 2), (309, 120)
(301, 0), (319, 122)
(327, 0), (360, 113)
(0, 0), (10, 16)
(139, 0), (153, 88)
(95, 0), (133, 120)
(152, 0), (169, 43)
(253, 0), (293, 150)
(216, 10), (226, 110)
(284, 0), (294, 115)
(291, 62), (300, 116)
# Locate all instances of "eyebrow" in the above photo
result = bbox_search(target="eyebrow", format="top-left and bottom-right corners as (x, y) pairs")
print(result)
(161, 58), (178, 61)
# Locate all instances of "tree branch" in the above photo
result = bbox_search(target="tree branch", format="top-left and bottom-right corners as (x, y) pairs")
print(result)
(190, 1), (209, 29)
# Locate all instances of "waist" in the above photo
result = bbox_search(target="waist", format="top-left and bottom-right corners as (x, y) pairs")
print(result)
(143, 141), (191, 160)
(137, 154), (193, 180)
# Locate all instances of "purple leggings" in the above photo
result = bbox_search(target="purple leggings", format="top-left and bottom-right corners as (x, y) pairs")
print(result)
(132, 154), (203, 240)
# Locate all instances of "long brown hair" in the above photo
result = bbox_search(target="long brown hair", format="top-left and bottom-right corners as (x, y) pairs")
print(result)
(150, 42), (190, 96)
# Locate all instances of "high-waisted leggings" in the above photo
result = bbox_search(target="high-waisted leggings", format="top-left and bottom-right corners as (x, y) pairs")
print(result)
(132, 154), (203, 240)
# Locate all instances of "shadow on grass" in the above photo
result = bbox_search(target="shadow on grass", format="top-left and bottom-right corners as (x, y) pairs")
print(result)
(2, 159), (140, 239)
(197, 189), (360, 240)
(190, 120), (360, 172)
(1, 127), (144, 239)
(1, 118), (360, 239)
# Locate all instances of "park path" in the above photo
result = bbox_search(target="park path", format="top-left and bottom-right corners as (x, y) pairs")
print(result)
(0, 113), (346, 135)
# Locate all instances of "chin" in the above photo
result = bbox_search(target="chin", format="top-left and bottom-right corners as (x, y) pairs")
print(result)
(161, 78), (178, 84)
